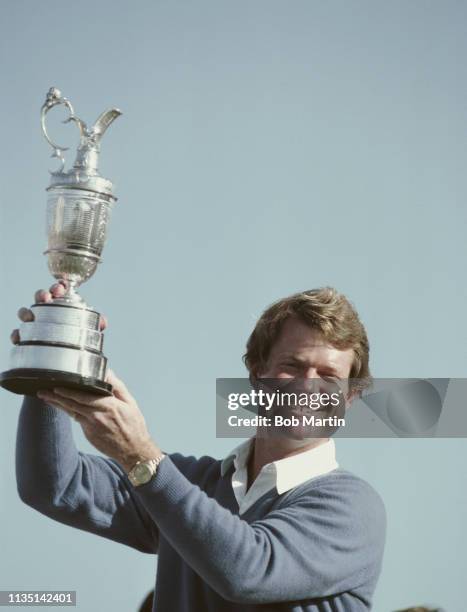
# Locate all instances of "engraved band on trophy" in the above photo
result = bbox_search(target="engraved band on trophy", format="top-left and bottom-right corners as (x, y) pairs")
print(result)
(0, 87), (122, 396)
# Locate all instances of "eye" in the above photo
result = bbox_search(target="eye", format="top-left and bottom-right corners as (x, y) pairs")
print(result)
(321, 375), (339, 382)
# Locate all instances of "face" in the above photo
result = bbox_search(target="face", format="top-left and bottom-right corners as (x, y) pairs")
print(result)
(256, 317), (356, 442)
(259, 317), (354, 380)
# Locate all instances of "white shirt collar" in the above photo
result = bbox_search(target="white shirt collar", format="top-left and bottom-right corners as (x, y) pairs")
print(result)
(221, 437), (338, 514)
(220, 438), (252, 476)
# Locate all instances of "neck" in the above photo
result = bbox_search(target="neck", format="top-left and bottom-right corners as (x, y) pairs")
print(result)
(247, 433), (329, 490)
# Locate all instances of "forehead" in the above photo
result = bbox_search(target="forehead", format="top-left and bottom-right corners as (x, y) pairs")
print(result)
(268, 318), (354, 372)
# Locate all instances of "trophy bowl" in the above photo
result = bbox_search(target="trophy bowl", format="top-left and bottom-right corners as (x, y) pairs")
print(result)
(45, 187), (114, 286)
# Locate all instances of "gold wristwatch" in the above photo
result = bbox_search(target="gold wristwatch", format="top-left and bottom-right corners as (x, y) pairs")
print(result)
(127, 454), (166, 487)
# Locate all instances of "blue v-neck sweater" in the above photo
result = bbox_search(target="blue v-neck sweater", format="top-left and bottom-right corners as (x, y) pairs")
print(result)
(16, 397), (386, 611)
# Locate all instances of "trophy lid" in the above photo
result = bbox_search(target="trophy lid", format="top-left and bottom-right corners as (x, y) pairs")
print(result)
(41, 87), (122, 199)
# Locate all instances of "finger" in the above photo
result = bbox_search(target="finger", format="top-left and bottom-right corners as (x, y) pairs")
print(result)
(54, 279), (69, 289)
(17, 307), (34, 322)
(105, 369), (132, 402)
(52, 387), (115, 411)
(10, 329), (20, 344)
(36, 390), (91, 417)
(34, 289), (52, 303)
(99, 314), (107, 331)
(49, 282), (67, 298)
(36, 391), (77, 416)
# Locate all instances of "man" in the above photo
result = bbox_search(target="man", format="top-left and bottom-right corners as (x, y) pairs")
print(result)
(13, 284), (386, 611)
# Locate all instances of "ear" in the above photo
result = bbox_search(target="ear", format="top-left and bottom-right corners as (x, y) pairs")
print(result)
(248, 366), (264, 384)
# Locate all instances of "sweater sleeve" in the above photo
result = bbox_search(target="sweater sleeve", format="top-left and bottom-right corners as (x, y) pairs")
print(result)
(134, 456), (386, 604)
(15, 396), (158, 554)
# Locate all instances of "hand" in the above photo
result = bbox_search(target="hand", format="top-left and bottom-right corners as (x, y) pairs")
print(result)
(10, 280), (108, 345)
(36, 370), (161, 473)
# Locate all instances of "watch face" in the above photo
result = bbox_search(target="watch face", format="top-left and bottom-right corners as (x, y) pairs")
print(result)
(134, 463), (152, 484)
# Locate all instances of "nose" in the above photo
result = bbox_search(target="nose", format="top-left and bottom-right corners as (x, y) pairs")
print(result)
(303, 367), (318, 379)
(302, 371), (321, 392)
(301, 372), (335, 396)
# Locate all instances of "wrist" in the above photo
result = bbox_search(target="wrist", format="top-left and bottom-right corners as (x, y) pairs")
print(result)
(127, 452), (166, 487)
(121, 440), (163, 474)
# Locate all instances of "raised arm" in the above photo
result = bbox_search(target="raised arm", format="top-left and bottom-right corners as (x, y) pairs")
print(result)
(16, 395), (158, 553)
(13, 284), (158, 554)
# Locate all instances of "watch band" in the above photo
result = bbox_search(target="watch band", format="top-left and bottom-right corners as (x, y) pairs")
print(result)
(128, 453), (166, 487)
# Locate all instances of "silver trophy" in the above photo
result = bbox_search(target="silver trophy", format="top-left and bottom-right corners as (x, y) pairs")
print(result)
(0, 87), (122, 396)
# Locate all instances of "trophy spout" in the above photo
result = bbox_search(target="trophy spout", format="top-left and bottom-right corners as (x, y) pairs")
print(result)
(92, 109), (122, 142)
(72, 108), (122, 176)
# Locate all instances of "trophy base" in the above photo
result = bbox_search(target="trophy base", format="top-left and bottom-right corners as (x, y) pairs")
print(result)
(0, 368), (113, 397)
(1, 301), (112, 398)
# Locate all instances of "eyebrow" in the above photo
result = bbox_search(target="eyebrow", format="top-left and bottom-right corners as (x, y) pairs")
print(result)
(281, 355), (341, 376)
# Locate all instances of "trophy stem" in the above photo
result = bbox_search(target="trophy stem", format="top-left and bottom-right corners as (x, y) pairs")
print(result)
(66, 282), (78, 298)
(52, 280), (87, 307)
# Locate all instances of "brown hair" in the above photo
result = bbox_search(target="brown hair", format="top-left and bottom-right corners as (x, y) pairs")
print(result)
(243, 287), (372, 394)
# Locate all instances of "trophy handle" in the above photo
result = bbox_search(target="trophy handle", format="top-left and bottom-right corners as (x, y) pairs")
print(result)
(40, 87), (87, 174)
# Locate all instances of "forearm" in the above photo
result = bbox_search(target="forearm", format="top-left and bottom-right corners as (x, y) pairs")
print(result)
(16, 395), (79, 506)
(135, 456), (258, 601)
(15, 395), (158, 553)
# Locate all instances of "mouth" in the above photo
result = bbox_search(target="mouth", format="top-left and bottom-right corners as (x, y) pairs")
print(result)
(288, 406), (314, 417)
(287, 405), (332, 417)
